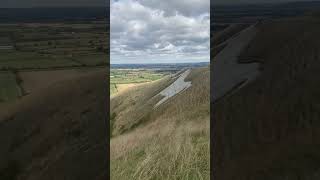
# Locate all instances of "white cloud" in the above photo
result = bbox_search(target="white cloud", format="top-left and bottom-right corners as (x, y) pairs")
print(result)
(111, 0), (210, 64)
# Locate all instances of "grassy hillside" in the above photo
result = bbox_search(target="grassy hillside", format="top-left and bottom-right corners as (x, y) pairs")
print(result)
(0, 70), (108, 180)
(0, 72), (22, 102)
(110, 67), (210, 180)
(211, 24), (249, 59)
(212, 24), (249, 47)
(213, 15), (320, 179)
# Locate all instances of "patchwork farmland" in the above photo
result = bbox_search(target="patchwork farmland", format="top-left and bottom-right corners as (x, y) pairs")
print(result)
(0, 22), (108, 103)
(110, 69), (165, 95)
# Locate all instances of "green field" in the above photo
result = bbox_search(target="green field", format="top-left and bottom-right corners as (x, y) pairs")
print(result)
(0, 72), (21, 102)
(0, 23), (108, 70)
(0, 51), (80, 69)
(73, 53), (107, 66)
(110, 69), (165, 95)
(0, 22), (108, 103)
(111, 69), (164, 84)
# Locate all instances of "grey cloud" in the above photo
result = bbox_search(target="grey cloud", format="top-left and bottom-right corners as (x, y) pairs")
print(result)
(111, 0), (209, 63)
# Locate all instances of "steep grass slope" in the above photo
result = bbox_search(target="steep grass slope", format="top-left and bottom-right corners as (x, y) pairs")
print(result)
(213, 15), (320, 179)
(0, 70), (108, 180)
(110, 67), (210, 180)
(212, 24), (249, 58)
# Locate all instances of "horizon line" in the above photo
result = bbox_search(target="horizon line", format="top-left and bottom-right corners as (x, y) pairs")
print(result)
(111, 61), (210, 65)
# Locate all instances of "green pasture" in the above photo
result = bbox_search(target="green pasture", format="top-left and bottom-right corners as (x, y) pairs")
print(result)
(110, 69), (164, 84)
(0, 52), (80, 69)
(74, 53), (107, 66)
(110, 69), (165, 95)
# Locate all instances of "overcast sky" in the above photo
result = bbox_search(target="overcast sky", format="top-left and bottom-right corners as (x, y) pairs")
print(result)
(110, 0), (210, 64)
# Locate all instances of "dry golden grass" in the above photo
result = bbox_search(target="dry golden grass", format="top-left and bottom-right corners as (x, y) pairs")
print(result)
(111, 81), (156, 98)
(110, 76), (174, 136)
(110, 67), (210, 180)
(115, 83), (139, 94)
(212, 24), (249, 47)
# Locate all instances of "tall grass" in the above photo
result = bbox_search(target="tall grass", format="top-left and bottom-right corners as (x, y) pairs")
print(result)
(111, 67), (210, 180)
(111, 119), (209, 180)
(213, 16), (320, 179)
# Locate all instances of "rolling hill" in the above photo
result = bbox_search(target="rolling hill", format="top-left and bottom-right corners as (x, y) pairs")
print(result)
(0, 70), (108, 180)
(110, 67), (210, 180)
(212, 13), (320, 179)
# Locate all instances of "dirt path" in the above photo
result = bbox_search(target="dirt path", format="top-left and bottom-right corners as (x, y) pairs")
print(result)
(212, 24), (260, 103)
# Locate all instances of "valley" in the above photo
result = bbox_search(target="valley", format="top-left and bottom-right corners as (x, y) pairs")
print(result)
(0, 9), (109, 180)
(110, 69), (165, 95)
(0, 21), (108, 103)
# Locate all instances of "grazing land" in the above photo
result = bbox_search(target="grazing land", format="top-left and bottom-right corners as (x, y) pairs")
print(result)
(110, 63), (210, 180)
(0, 22), (108, 70)
(0, 22), (108, 103)
(0, 8), (109, 180)
(110, 63), (208, 95)
(110, 69), (165, 95)
(212, 2), (320, 179)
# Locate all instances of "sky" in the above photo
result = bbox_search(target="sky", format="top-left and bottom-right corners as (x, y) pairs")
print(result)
(110, 0), (210, 64)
